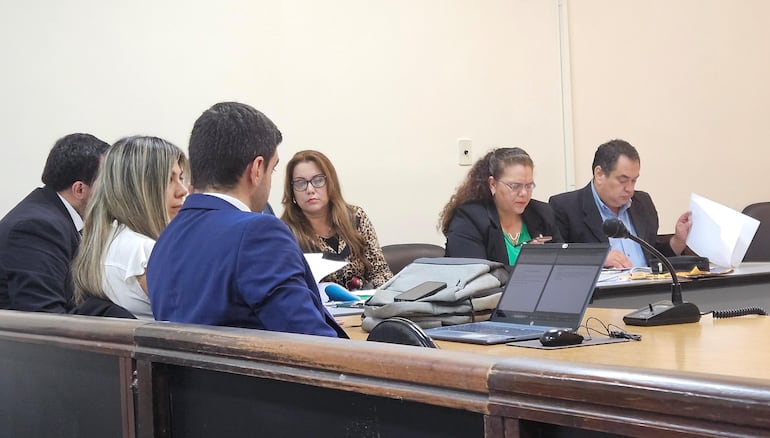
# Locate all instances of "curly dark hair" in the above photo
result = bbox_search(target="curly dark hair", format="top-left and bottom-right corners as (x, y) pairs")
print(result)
(438, 147), (533, 234)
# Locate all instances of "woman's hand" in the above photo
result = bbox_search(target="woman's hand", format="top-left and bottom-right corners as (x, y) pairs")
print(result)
(518, 234), (552, 246)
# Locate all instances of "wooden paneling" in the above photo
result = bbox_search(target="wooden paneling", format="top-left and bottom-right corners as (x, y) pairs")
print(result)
(133, 322), (495, 413)
(3, 308), (770, 437)
(0, 311), (139, 438)
(488, 357), (770, 437)
(160, 365), (483, 438)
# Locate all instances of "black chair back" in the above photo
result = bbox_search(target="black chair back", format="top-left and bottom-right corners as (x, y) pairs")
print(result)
(381, 243), (445, 275)
(742, 202), (770, 262)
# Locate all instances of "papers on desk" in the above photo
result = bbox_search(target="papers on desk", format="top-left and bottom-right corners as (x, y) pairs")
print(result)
(326, 304), (365, 317)
(598, 266), (735, 284)
(304, 253), (347, 283)
(686, 193), (760, 267)
(597, 267), (656, 283)
(677, 266), (734, 279)
(320, 283), (370, 317)
(597, 268), (631, 283)
(303, 253), (368, 316)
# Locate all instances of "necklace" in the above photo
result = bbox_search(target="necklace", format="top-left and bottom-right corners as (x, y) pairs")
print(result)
(503, 231), (521, 246)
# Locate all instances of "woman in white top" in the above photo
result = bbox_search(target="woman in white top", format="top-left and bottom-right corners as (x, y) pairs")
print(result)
(73, 136), (187, 319)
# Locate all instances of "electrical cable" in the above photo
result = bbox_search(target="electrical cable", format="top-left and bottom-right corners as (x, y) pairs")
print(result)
(582, 317), (641, 341)
(706, 307), (767, 319)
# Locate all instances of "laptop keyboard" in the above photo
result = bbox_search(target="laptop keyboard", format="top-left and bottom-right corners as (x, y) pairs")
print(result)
(455, 323), (543, 337)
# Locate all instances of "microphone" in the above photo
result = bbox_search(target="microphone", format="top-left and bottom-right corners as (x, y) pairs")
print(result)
(602, 218), (701, 326)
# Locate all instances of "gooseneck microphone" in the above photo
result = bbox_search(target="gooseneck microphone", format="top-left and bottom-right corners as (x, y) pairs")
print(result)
(602, 218), (701, 326)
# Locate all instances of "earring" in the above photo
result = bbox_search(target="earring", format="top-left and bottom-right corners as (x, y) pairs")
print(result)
(292, 198), (297, 204)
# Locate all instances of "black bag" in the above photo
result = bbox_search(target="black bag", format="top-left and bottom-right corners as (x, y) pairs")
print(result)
(650, 256), (710, 273)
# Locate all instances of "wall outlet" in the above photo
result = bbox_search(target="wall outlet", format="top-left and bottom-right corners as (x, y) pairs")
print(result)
(458, 138), (472, 166)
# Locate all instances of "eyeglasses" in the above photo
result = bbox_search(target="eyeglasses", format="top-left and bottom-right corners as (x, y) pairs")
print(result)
(292, 174), (327, 191)
(497, 180), (536, 192)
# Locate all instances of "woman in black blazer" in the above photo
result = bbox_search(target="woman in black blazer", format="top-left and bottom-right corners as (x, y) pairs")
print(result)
(439, 147), (562, 265)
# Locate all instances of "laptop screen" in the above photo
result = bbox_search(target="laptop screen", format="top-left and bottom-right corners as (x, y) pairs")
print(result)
(493, 243), (609, 327)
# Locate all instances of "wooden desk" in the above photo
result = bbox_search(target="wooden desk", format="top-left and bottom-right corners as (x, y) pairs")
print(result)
(591, 262), (770, 311)
(342, 308), (770, 380)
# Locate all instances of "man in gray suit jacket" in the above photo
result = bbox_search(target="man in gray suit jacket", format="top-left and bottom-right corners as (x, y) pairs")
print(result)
(0, 134), (109, 312)
(549, 139), (692, 268)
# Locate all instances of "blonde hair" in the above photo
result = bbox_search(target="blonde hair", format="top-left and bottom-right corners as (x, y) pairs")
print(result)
(280, 150), (369, 270)
(72, 136), (187, 303)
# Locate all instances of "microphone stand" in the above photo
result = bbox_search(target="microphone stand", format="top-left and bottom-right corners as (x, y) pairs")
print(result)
(603, 219), (701, 326)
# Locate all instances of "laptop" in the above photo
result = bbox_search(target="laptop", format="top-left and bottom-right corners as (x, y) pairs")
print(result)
(425, 243), (609, 345)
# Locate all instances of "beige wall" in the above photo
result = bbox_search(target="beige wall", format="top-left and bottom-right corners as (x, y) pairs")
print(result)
(0, 0), (565, 246)
(1, 0), (768, 244)
(567, 0), (770, 232)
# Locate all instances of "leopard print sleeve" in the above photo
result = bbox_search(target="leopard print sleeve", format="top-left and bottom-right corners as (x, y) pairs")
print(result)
(351, 205), (393, 288)
(319, 205), (392, 289)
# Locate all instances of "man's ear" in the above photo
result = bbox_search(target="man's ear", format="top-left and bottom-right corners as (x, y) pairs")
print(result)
(593, 165), (605, 181)
(71, 181), (89, 201)
(249, 156), (266, 183)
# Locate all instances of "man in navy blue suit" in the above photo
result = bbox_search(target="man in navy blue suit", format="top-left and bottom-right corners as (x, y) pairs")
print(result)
(147, 102), (346, 338)
(0, 133), (109, 312)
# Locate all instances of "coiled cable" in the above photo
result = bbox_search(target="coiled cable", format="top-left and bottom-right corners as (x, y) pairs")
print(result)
(708, 307), (767, 319)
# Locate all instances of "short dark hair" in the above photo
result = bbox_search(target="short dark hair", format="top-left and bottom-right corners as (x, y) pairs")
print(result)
(189, 102), (282, 190)
(591, 139), (640, 175)
(41, 133), (110, 191)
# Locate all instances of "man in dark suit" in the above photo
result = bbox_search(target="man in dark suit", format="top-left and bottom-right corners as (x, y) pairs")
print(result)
(147, 102), (345, 338)
(0, 134), (109, 312)
(549, 139), (692, 268)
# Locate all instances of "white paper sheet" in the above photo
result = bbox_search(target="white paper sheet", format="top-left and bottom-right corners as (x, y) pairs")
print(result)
(303, 253), (348, 283)
(686, 193), (760, 267)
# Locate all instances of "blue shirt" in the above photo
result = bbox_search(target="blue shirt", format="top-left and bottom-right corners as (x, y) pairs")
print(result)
(590, 183), (647, 267)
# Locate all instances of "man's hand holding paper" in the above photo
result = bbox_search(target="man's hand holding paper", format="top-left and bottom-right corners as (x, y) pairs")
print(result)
(686, 193), (760, 267)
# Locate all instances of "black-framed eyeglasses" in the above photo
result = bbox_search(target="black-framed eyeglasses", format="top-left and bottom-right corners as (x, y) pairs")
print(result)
(497, 180), (536, 192)
(292, 174), (327, 191)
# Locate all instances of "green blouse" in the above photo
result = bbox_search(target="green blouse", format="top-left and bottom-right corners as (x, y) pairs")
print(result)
(502, 223), (531, 265)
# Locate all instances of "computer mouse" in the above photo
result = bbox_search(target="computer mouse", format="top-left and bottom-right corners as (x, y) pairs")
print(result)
(539, 328), (584, 347)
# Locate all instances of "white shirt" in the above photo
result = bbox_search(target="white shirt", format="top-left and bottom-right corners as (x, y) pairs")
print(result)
(203, 192), (251, 212)
(56, 193), (84, 232)
(102, 222), (155, 320)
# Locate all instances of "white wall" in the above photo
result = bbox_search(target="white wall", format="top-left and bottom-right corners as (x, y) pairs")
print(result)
(0, 0), (566, 246)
